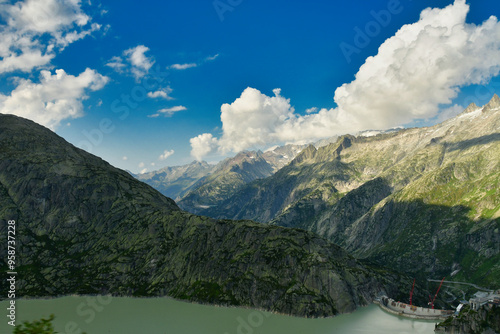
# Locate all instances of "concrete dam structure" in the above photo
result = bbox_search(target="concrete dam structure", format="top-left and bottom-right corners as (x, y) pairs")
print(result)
(376, 296), (454, 320)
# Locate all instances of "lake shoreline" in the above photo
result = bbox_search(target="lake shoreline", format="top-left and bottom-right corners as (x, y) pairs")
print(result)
(0, 296), (439, 334)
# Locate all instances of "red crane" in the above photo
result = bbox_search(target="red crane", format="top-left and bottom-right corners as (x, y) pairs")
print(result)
(428, 277), (445, 309)
(409, 278), (415, 306)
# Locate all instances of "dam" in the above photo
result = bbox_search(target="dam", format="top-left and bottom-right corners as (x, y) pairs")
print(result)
(376, 296), (454, 320)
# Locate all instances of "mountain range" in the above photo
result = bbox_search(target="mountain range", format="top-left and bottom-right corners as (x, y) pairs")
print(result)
(1, 95), (498, 319)
(0, 114), (410, 317)
(158, 96), (500, 289)
(137, 144), (305, 213)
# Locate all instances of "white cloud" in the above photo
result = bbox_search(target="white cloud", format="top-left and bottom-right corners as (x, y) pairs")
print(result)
(0, 0), (101, 73)
(0, 49), (54, 74)
(158, 149), (174, 161)
(3, 0), (90, 34)
(140, 168), (148, 174)
(147, 87), (173, 100)
(124, 45), (154, 80)
(107, 45), (155, 81)
(434, 104), (464, 124)
(122, 156), (128, 161)
(167, 53), (219, 71)
(217, 88), (294, 153)
(156, 105), (186, 117)
(333, 0), (500, 129)
(206, 54), (219, 61)
(189, 0), (500, 160)
(190, 133), (218, 161)
(305, 107), (318, 114)
(0, 68), (108, 129)
(105, 56), (126, 72)
(138, 162), (145, 168)
(169, 63), (197, 70)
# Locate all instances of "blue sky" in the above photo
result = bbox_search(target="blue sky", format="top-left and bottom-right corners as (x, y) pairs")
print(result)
(1, 0), (500, 173)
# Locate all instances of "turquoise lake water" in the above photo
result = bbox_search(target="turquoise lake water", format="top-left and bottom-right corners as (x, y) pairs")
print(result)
(0, 296), (438, 334)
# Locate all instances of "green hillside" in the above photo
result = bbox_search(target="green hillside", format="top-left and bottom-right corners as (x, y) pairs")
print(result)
(0, 114), (408, 317)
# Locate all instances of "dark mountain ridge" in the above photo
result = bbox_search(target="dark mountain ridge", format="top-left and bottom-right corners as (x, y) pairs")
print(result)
(0, 113), (409, 317)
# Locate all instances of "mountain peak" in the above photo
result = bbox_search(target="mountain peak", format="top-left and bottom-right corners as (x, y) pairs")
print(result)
(464, 102), (480, 113)
(291, 144), (317, 165)
(483, 94), (500, 112)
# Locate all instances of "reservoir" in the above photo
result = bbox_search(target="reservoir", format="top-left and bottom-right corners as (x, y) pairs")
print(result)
(0, 297), (437, 334)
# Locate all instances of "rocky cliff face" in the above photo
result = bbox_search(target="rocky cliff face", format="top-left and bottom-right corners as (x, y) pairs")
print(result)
(435, 305), (500, 334)
(191, 96), (500, 289)
(0, 114), (407, 317)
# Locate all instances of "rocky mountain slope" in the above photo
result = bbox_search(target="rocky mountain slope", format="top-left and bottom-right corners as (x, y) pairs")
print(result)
(178, 151), (274, 213)
(177, 145), (305, 214)
(0, 114), (409, 317)
(136, 145), (305, 210)
(262, 144), (306, 171)
(435, 304), (500, 334)
(135, 161), (215, 201)
(195, 96), (500, 288)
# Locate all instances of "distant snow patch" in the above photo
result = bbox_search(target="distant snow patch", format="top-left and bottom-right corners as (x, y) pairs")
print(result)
(264, 145), (279, 153)
(457, 108), (482, 120)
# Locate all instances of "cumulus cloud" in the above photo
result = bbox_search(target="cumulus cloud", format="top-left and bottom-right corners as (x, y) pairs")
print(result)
(189, 0), (500, 160)
(333, 0), (500, 129)
(0, 0), (101, 73)
(217, 88), (294, 153)
(0, 68), (108, 129)
(125, 45), (154, 80)
(107, 45), (155, 81)
(158, 149), (174, 161)
(190, 133), (219, 161)
(147, 87), (173, 100)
